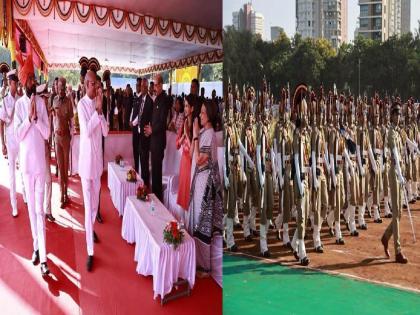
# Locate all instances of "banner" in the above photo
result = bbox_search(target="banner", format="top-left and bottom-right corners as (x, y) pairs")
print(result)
(175, 66), (198, 84)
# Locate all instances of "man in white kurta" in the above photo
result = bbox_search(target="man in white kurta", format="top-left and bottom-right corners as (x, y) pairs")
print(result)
(77, 70), (108, 271)
(0, 70), (26, 217)
(14, 67), (50, 275)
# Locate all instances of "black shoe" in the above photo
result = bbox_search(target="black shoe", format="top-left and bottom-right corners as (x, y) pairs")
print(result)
(234, 223), (242, 229)
(285, 242), (292, 250)
(300, 257), (310, 266)
(403, 204), (407, 209)
(336, 238), (345, 245)
(359, 224), (367, 230)
(396, 252), (408, 264)
(93, 231), (99, 243)
(350, 230), (359, 237)
(45, 213), (56, 222)
(228, 244), (238, 252)
(87, 255), (94, 271)
(262, 250), (271, 258)
(245, 235), (253, 242)
(41, 262), (50, 276)
(328, 228), (334, 237)
(385, 213), (392, 219)
(251, 229), (259, 237)
(31, 250), (39, 265)
(269, 223), (275, 230)
(315, 245), (324, 253)
(367, 211), (372, 218)
(409, 199), (415, 204)
(293, 251), (299, 261)
(374, 218), (383, 224)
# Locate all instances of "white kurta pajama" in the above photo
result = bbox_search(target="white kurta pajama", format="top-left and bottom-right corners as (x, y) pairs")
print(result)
(14, 94), (50, 263)
(0, 92), (27, 213)
(77, 95), (108, 256)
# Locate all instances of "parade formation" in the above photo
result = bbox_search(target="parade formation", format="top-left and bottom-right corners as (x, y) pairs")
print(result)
(223, 79), (420, 266)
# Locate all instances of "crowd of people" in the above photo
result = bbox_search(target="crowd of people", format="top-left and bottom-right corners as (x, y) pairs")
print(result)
(0, 56), (223, 275)
(224, 79), (420, 266)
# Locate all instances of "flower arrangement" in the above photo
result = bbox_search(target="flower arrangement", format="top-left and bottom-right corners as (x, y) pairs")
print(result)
(126, 168), (137, 182)
(163, 221), (184, 250)
(115, 154), (123, 165)
(136, 185), (149, 201)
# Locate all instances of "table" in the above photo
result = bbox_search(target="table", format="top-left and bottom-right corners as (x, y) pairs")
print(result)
(71, 131), (134, 175)
(122, 194), (196, 301)
(108, 162), (142, 216)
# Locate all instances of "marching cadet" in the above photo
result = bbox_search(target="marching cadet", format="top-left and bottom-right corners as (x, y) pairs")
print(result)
(224, 107), (239, 252)
(381, 98), (393, 218)
(403, 100), (419, 203)
(310, 89), (329, 253)
(256, 107), (275, 257)
(274, 87), (295, 247)
(290, 85), (311, 265)
(356, 98), (370, 230)
(242, 111), (259, 241)
(327, 94), (349, 245)
(381, 101), (408, 264)
(343, 96), (360, 236)
(368, 95), (384, 223)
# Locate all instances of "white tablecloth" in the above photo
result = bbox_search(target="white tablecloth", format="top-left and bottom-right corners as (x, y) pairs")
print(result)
(107, 162), (142, 216)
(71, 132), (134, 175)
(121, 194), (196, 299)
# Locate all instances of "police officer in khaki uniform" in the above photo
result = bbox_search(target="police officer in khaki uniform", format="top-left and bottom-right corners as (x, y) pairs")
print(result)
(290, 85), (310, 266)
(381, 99), (393, 218)
(257, 109), (275, 257)
(368, 95), (383, 224)
(53, 77), (74, 208)
(381, 101), (408, 264)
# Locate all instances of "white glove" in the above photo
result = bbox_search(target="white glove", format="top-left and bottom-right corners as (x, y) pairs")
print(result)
(399, 175), (406, 186)
(279, 175), (284, 189)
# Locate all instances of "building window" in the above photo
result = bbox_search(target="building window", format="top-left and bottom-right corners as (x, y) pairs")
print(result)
(374, 4), (382, 15)
(374, 17), (382, 30)
(360, 18), (368, 28)
(360, 4), (368, 17)
(308, 20), (311, 27)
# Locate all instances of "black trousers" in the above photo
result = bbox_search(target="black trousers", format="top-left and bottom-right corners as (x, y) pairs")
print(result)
(132, 131), (140, 173)
(139, 144), (150, 188)
(151, 148), (164, 202)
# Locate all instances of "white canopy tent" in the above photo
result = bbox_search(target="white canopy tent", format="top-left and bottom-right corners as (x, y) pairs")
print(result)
(12, 0), (222, 74)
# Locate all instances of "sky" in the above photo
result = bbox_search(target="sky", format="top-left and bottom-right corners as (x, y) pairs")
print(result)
(223, 0), (420, 42)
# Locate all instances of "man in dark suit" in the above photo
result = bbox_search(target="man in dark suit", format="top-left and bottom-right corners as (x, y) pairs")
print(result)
(130, 78), (142, 173)
(136, 78), (153, 187)
(144, 74), (170, 201)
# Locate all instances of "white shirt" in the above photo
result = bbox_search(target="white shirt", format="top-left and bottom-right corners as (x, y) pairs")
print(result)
(77, 94), (109, 180)
(14, 94), (50, 175)
(0, 91), (19, 150)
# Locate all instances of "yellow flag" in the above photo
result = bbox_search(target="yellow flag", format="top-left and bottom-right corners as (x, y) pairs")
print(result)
(175, 66), (198, 83)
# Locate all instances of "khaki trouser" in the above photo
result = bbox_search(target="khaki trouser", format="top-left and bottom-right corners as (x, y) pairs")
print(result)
(244, 167), (260, 216)
(283, 164), (294, 223)
(226, 164), (239, 219)
(295, 179), (309, 240)
(331, 171), (344, 221)
(55, 134), (71, 199)
(370, 160), (382, 205)
(260, 170), (274, 226)
(312, 169), (328, 226)
(382, 168), (402, 255)
(348, 161), (358, 206)
(357, 164), (369, 206)
(383, 162), (389, 197)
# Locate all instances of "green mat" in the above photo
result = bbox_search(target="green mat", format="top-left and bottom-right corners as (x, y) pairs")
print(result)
(223, 254), (420, 315)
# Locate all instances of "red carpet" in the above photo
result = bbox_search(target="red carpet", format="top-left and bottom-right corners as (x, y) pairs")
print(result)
(0, 156), (222, 315)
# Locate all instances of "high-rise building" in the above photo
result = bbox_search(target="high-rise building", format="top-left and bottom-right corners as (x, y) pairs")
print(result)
(296, 0), (348, 49)
(357, 0), (410, 41)
(271, 26), (284, 41)
(232, 3), (265, 38)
